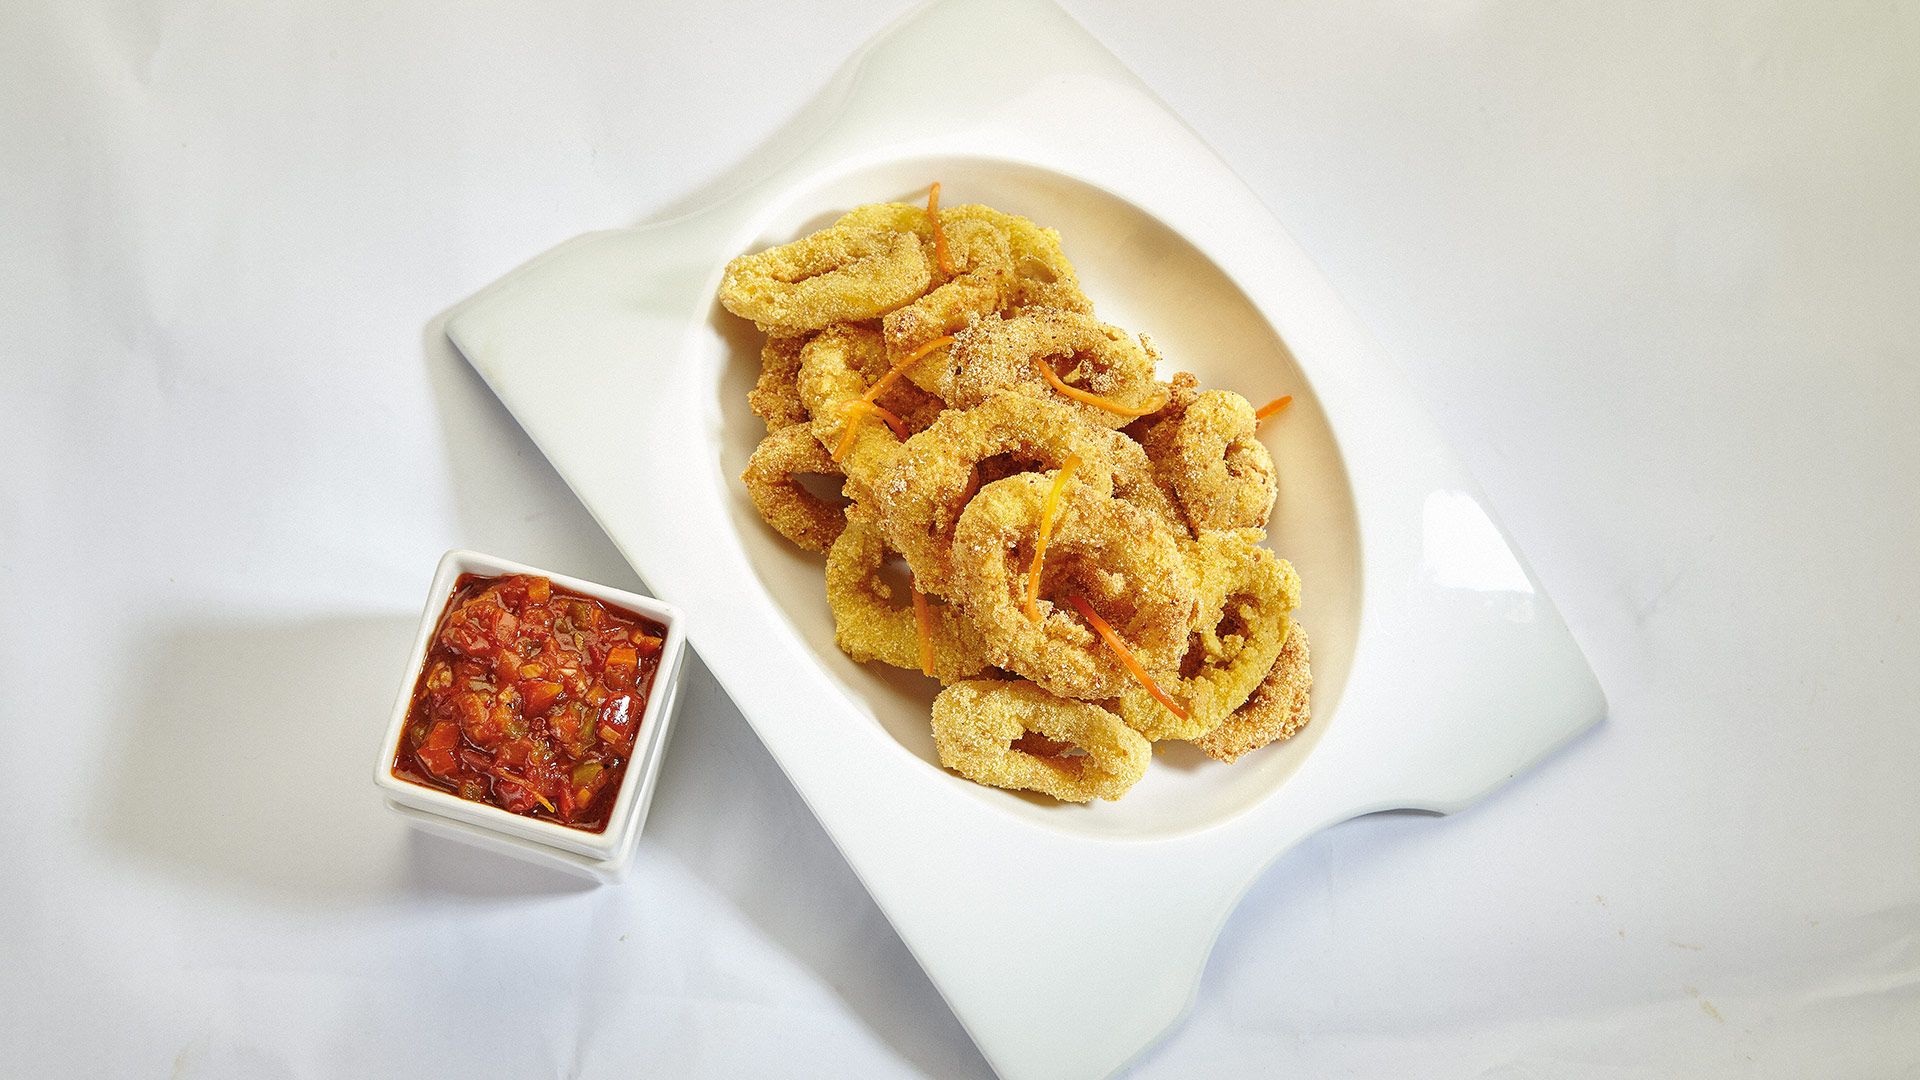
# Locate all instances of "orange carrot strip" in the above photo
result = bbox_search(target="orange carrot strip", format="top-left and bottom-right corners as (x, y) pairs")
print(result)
(865, 400), (911, 440)
(1066, 595), (1189, 720)
(834, 399), (910, 462)
(863, 334), (956, 405)
(1035, 358), (1164, 417)
(927, 181), (954, 276)
(831, 401), (870, 462)
(911, 584), (935, 677)
(1024, 454), (1082, 620)
(1254, 394), (1293, 421)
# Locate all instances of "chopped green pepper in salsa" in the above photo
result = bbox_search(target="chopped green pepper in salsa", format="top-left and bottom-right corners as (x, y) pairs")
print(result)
(393, 573), (665, 832)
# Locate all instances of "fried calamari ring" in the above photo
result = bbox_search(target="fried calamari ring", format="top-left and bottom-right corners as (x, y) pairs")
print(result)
(931, 679), (1150, 802)
(719, 224), (932, 333)
(825, 504), (989, 682)
(1125, 370), (1200, 452)
(941, 309), (1163, 427)
(748, 333), (812, 433)
(874, 392), (1187, 594)
(1166, 390), (1278, 532)
(1116, 530), (1298, 740)
(741, 424), (847, 553)
(843, 201), (1086, 312)
(1192, 624), (1312, 763)
(881, 218), (1014, 363)
(834, 200), (933, 238)
(850, 326), (948, 434)
(796, 325), (912, 500)
(943, 204), (1093, 316)
(950, 474), (1196, 700)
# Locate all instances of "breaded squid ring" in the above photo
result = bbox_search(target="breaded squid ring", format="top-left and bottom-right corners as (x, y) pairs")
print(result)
(1191, 624), (1312, 762)
(825, 504), (990, 682)
(943, 204), (1093, 316)
(850, 327), (949, 434)
(1125, 370), (1200, 454)
(950, 474), (1196, 700)
(842, 201), (1087, 313)
(931, 679), (1151, 802)
(748, 333), (812, 433)
(719, 224), (932, 333)
(1116, 530), (1298, 740)
(881, 218), (1014, 362)
(941, 309), (1163, 427)
(1167, 390), (1278, 532)
(796, 324), (911, 501)
(741, 424), (847, 553)
(874, 392), (1181, 594)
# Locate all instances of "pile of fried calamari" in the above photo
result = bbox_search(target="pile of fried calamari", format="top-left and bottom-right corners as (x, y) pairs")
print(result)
(721, 189), (1311, 803)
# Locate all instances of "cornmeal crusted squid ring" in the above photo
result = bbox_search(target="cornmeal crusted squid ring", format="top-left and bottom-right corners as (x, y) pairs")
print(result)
(1116, 529), (1298, 741)
(942, 308), (1164, 427)
(950, 474), (1195, 700)
(719, 223), (932, 333)
(740, 424), (847, 554)
(840, 201), (1090, 315)
(881, 217), (1014, 364)
(748, 333), (812, 434)
(1166, 389), (1278, 532)
(874, 392), (1180, 594)
(943, 204), (1092, 316)
(1191, 624), (1312, 763)
(796, 324), (914, 502)
(931, 679), (1150, 802)
(825, 503), (990, 682)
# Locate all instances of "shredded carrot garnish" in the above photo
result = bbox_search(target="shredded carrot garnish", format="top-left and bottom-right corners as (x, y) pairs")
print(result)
(911, 584), (935, 677)
(863, 334), (955, 405)
(1024, 454), (1082, 620)
(831, 401), (871, 462)
(1035, 358), (1164, 417)
(833, 399), (912, 462)
(927, 182), (954, 276)
(1254, 394), (1293, 422)
(864, 400), (911, 439)
(1065, 595), (1189, 720)
(492, 769), (557, 815)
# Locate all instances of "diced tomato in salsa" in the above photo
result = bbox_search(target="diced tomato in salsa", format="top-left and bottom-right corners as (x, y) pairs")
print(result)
(392, 573), (666, 832)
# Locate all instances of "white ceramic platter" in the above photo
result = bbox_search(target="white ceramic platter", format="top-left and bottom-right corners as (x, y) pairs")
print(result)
(444, 0), (1604, 1075)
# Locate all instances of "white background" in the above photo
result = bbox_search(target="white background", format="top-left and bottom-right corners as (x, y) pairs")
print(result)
(3, 1), (1916, 1077)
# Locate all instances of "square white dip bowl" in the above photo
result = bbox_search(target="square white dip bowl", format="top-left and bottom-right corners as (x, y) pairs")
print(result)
(374, 549), (688, 882)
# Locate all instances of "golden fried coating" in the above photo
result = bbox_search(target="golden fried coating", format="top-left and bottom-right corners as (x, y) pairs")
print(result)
(795, 324), (910, 501)
(749, 333), (812, 433)
(931, 679), (1150, 802)
(874, 392), (1172, 594)
(849, 325), (949, 434)
(943, 204), (1092, 316)
(881, 218), (1014, 360)
(724, 187), (1315, 802)
(942, 309), (1164, 427)
(1125, 370), (1200, 453)
(825, 504), (990, 682)
(741, 424), (847, 554)
(1165, 390), (1278, 532)
(1192, 625), (1311, 762)
(1116, 530), (1298, 741)
(719, 222), (932, 333)
(950, 474), (1195, 700)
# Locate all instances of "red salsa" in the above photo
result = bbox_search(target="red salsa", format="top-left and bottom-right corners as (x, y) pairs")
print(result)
(393, 573), (667, 832)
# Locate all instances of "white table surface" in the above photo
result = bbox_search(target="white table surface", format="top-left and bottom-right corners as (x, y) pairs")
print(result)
(3, 2), (1915, 1077)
